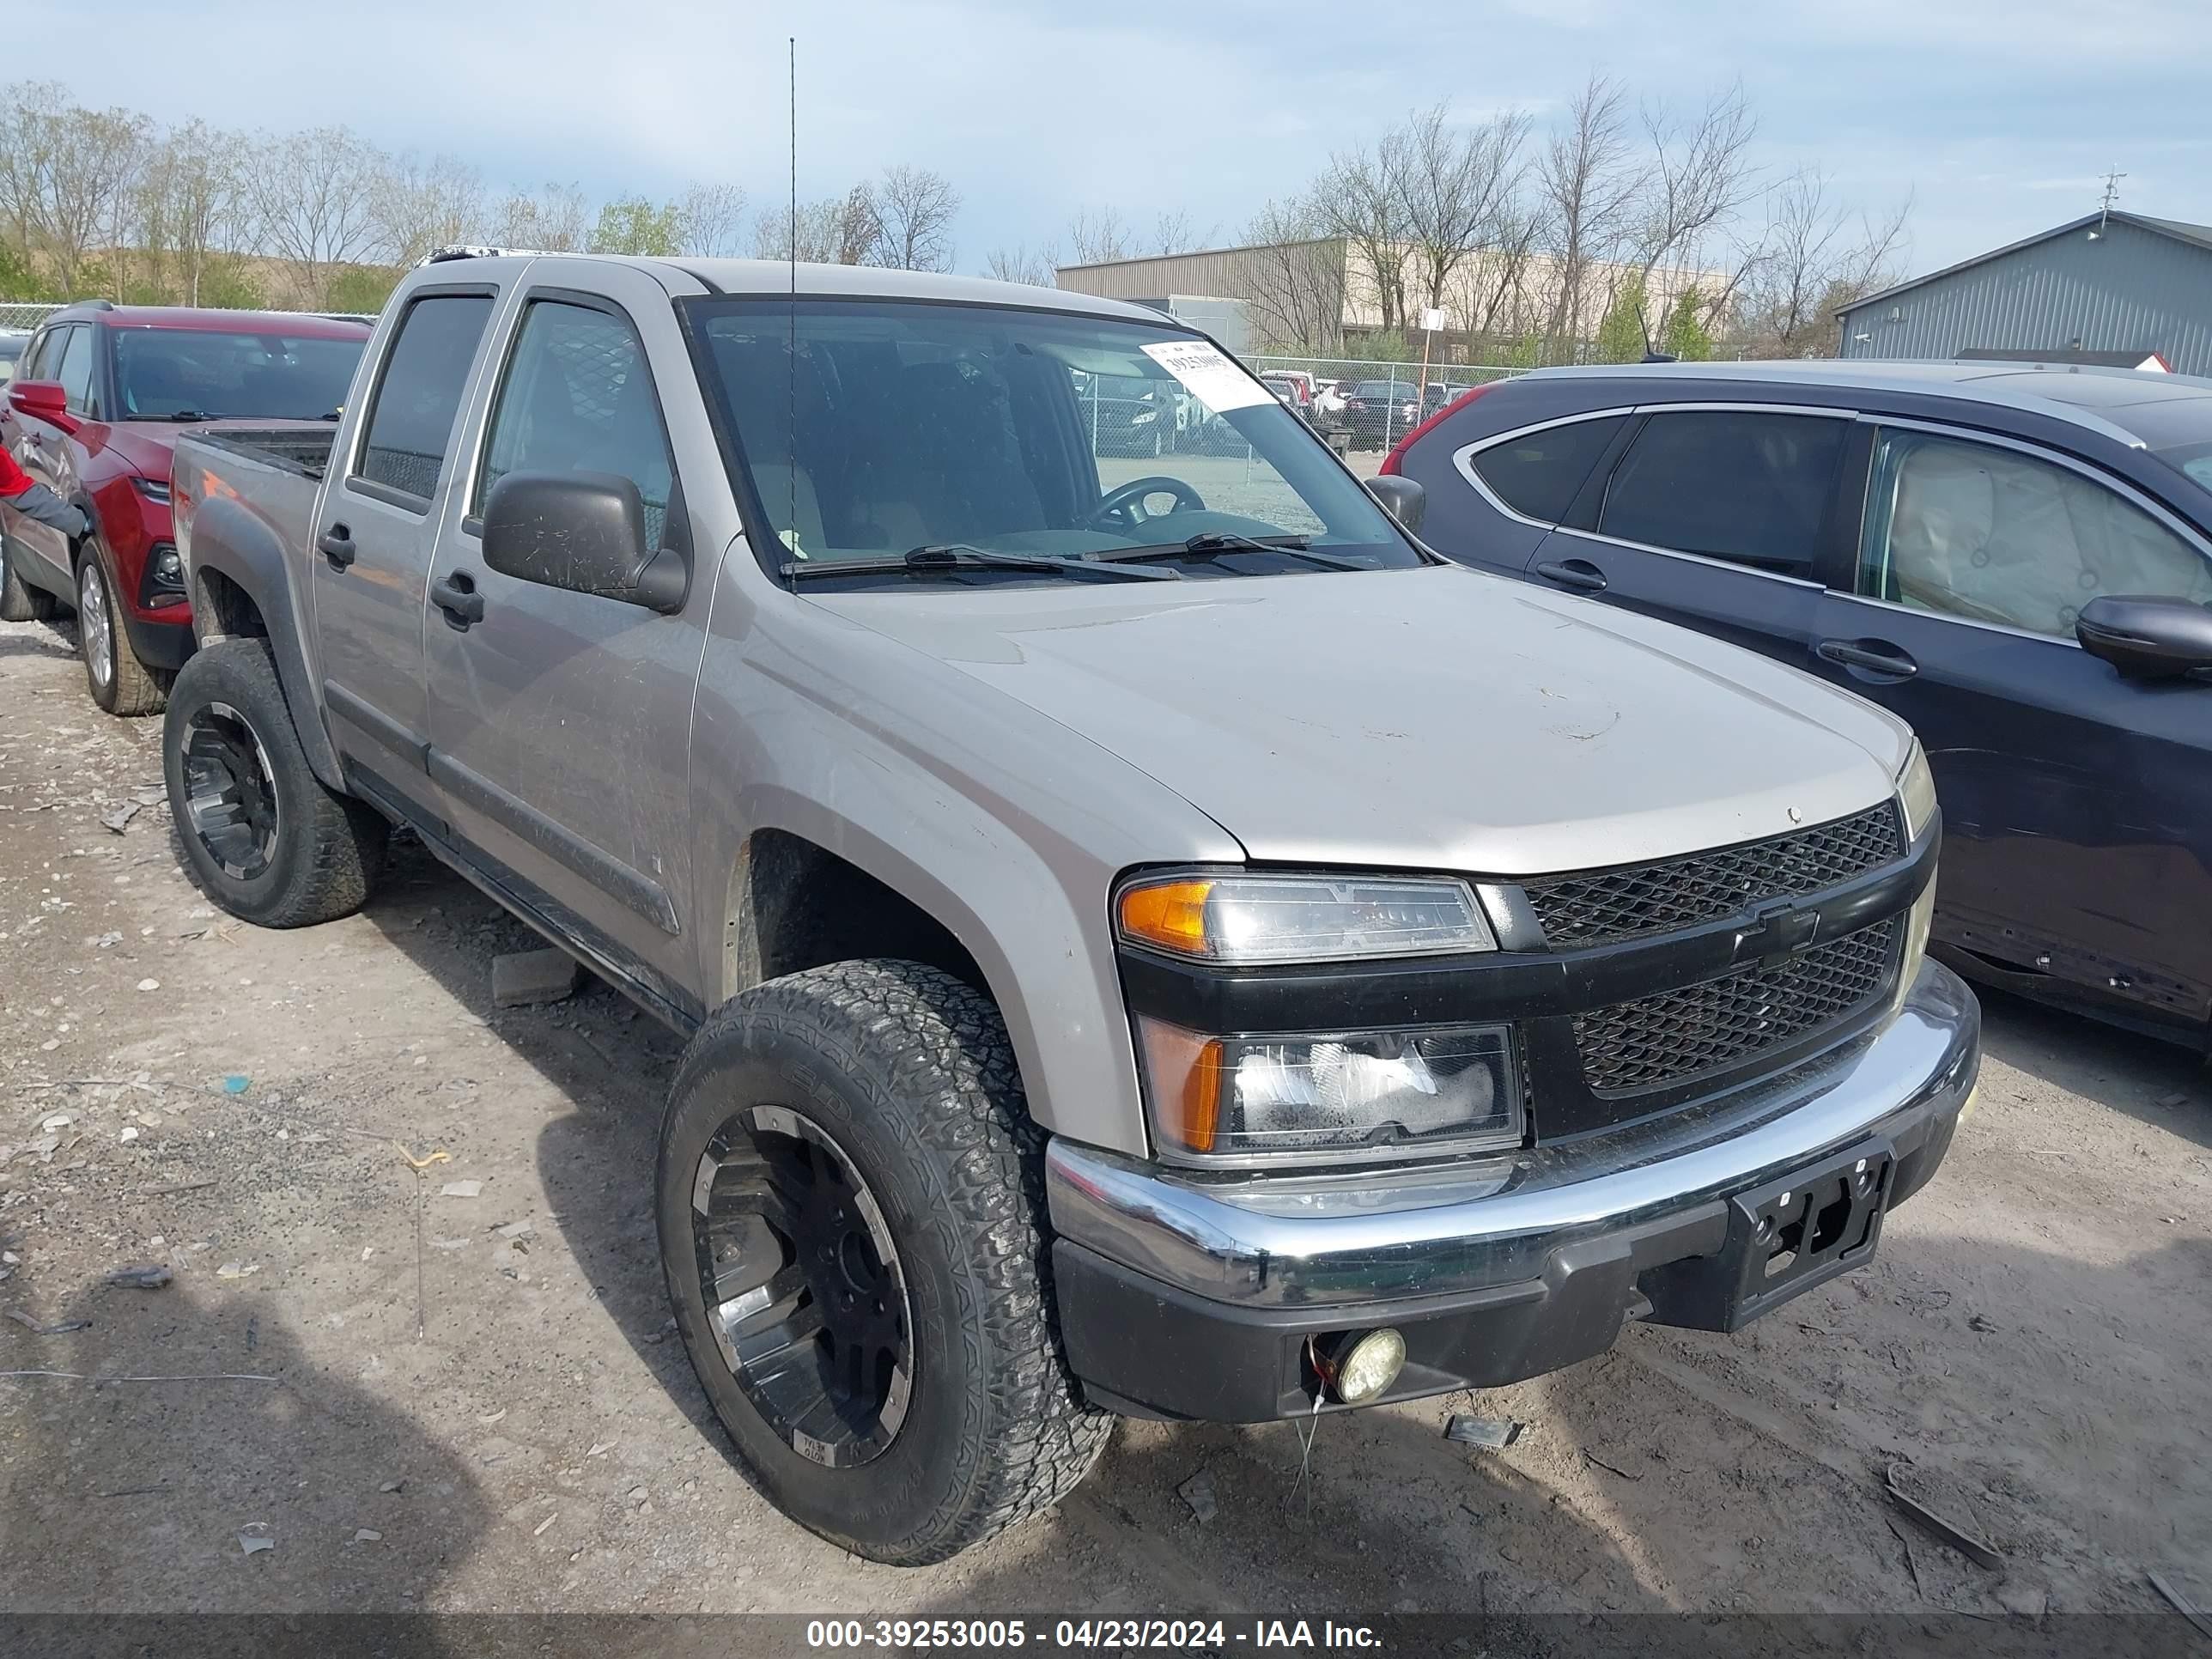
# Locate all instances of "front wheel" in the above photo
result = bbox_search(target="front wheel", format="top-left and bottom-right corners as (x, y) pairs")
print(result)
(76, 545), (167, 716)
(658, 959), (1110, 1565)
(161, 640), (388, 927)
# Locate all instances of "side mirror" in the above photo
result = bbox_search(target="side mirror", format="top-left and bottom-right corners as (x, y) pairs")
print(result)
(9, 379), (76, 434)
(481, 470), (687, 613)
(1366, 474), (1426, 535)
(2075, 594), (2212, 680)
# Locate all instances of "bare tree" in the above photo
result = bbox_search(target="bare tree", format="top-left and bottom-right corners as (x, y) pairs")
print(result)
(1241, 196), (1346, 351)
(753, 187), (877, 264)
(984, 240), (1059, 287)
(1727, 167), (1912, 356)
(1313, 130), (1414, 332)
(246, 126), (386, 306)
(373, 151), (483, 267)
(869, 165), (958, 270)
(1152, 209), (1212, 256)
(1396, 103), (1531, 318)
(0, 82), (152, 295)
(1633, 79), (1759, 281)
(1065, 206), (1131, 265)
(489, 182), (591, 252)
(135, 118), (242, 305)
(1534, 73), (1647, 356)
(678, 181), (748, 257)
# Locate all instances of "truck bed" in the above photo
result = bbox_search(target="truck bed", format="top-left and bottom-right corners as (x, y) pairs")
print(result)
(170, 426), (338, 605)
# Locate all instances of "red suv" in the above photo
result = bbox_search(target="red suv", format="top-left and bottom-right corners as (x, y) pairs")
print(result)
(0, 304), (369, 714)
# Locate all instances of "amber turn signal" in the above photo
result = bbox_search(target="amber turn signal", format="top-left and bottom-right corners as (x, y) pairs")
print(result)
(1134, 1017), (1224, 1153)
(1117, 878), (1213, 957)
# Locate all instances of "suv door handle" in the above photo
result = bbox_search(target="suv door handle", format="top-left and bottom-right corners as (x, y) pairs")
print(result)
(1817, 638), (1918, 679)
(1534, 557), (1608, 592)
(431, 569), (484, 629)
(317, 524), (356, 568)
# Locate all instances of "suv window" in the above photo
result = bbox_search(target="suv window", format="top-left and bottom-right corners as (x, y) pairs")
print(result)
(1599, 409), (1845, 574)
(1859, 428), (2212, 636)
(1468, 415), (1626, 523)
(355, 294), (495, 503)
(477, 300), (677, 550)
(55, 325), (95, 416)
(22, 326), (62, 383)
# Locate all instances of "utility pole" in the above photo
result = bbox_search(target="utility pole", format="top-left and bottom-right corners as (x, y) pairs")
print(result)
(2099, 170), (2126, 228)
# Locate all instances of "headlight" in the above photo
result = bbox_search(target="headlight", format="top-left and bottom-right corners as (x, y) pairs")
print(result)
(1897, 738), (1937, 842)
(1135, 1016), (1522, 1164)
(1116, 872), (1495, 964)
(131, 476), (171, 504)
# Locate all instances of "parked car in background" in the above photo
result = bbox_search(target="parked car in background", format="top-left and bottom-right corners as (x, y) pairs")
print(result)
(1388, 360), (2212, 1048)
(1315, 377), (1347, 422)
(1077, 369), (1189, 457)
(1259, 370), (1315, 424)
(0, 303), (369, 713)
(1343, 378), (1421, 448)
(0, 329), (28, 386)
(164, 252), (1973, 1565)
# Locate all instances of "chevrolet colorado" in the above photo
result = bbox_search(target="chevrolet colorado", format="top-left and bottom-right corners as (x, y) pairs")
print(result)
(162, 252), (1978, 1565)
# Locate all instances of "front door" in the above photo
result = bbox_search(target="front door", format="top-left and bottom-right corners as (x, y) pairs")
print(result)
(4, 325), (88, 591)
(313, 288), (502, 809)
(1810, 421), (2212, 1028)
(421, 268), (707, 1015)
(1528, 404), (1852, 668)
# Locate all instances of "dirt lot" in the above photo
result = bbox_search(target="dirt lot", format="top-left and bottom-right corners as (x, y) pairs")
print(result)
(2, 607), (2209, 1645)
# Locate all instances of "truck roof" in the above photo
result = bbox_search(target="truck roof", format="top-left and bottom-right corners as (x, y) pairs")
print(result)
(40, 303), (371, 337)
(416, 252), (1179, 328)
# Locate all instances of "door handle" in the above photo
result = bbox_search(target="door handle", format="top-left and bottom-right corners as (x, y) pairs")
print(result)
(431, 569), (484, 629)
(1534, 557), (1608, 592)
(317, 524), (356, 568)
(1817, 638), (1918, 679)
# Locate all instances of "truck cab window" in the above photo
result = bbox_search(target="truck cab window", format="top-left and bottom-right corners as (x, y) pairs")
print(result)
(477, 301), (676, 549)
(1599, 409), (1844, 574)
(1859, 428), (2212, 636)
(355, 294), (495, 503)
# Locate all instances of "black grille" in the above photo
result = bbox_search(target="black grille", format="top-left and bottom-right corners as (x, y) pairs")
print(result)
(1571, 919), (1901, 1095)
(1524, 803), (1902, 947)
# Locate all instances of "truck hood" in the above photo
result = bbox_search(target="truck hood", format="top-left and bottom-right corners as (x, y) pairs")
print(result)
(811, 564), (1912, 876)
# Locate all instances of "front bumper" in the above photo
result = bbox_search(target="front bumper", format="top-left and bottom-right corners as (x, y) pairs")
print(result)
(1046, 959), (1979, 1421)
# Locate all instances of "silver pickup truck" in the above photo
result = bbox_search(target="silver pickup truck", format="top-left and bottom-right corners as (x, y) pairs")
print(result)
(162, 253), (1978, 1565)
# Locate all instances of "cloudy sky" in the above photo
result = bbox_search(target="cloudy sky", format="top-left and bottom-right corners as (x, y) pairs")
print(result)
(62, 0), (2212, 278)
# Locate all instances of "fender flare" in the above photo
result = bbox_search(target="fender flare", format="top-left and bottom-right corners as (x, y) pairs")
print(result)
(185, 493), (347, 792)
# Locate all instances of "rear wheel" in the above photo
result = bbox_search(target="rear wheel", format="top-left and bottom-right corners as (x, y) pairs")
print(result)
(162, 640), (386, 927)
(658, 959), (1109, 1565)
(76, 545), (167, 716)
(0, 535), (60, 623)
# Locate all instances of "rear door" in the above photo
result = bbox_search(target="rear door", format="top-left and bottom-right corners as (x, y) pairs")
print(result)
(1528, 403), (1854, 664)
(420, 265), (710, 1012)
(314, 284), (503, 810)
(1809, 420), (2212, 1028)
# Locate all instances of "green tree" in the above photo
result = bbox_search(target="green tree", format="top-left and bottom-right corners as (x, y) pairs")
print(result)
(589, 197), (682, 256)
(195, 257), (265, 309)
(0, 240), (55, 301)
(326, 263), (400, 313)
(1593, 273), (1650, 364)
(1662, 285), (1715, 361)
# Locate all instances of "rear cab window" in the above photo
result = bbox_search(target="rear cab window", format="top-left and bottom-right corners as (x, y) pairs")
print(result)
(1598, 409), (1846, 575)
(351, 294), (498, 507)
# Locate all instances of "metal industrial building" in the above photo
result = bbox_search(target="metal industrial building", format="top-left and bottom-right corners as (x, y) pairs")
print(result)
(1837, 209), (2212, 375)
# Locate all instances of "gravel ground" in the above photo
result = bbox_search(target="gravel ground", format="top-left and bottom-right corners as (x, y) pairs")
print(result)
(1, 608), (2208, 1645)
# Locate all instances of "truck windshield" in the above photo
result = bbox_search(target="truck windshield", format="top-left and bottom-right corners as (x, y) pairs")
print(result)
(688, 297), (1418, 579)
(112, 328), (366, 422)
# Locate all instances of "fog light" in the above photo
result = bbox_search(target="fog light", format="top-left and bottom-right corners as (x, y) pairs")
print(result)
(1317, 1328), (1406, 1405)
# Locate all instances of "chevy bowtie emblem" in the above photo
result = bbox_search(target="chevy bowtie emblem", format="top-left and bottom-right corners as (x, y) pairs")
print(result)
(1735, 896), (1821, 964)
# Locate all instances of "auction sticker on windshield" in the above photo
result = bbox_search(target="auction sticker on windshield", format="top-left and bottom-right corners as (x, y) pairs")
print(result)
(1140, 339), (1273, 414)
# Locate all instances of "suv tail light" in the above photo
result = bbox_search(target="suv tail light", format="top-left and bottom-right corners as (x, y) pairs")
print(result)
(1379, 380), (1502, 476)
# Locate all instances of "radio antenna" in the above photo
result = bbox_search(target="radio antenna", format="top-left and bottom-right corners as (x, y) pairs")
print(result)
(785, 34), (799, 588)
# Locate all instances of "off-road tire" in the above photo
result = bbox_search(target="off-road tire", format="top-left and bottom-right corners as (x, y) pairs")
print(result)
(658, 959), (1111, 1565)
(0, 534), (59, 623)
(77, 543), (168, 716)
(161, 640), (387, 927)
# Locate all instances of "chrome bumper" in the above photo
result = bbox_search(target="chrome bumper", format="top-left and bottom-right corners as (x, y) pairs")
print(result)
(1047, 959), (1980, 1310)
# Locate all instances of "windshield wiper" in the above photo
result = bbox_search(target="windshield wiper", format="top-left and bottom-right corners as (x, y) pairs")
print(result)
(1099, 532), (1368, 571)
(157, 409), (220, 422)
(782, 544), (1181, 583)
